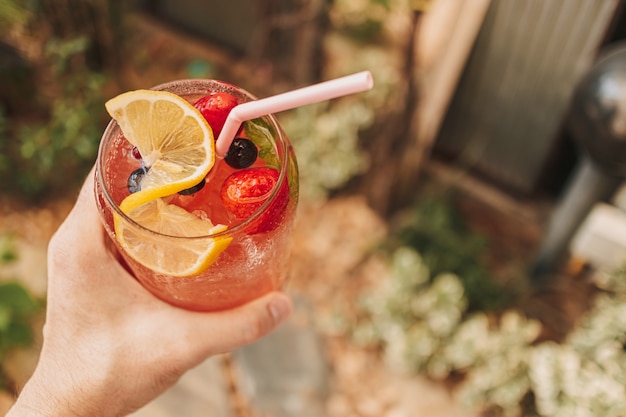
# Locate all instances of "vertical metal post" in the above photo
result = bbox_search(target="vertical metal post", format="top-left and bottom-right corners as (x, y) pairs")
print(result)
(529, 156), (621, 282)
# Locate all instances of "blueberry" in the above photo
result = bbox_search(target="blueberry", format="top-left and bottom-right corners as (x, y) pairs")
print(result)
(178, 178), (206, 195)
(225, 138), (258, 169)
(127, 167), (148, 194)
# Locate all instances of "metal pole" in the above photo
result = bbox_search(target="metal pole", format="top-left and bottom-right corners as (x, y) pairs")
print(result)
(529, 156), (621, 283)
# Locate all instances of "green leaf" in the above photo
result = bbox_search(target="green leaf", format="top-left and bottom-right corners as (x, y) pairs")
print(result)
(244, 118), (280, 169)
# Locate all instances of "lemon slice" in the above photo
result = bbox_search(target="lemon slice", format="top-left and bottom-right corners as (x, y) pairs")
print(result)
(105, 90), (215, 206)
(115, 198), (233, 277)
(106, 89), (229, 276)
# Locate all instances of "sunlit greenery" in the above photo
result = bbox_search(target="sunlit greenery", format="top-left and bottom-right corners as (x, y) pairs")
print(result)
(1, 33), (106, 200)
(386, 192), (520, 312)
(343, 242), (626, 416)
(0, 235), (44, 391)
(1, 2), (113, 202)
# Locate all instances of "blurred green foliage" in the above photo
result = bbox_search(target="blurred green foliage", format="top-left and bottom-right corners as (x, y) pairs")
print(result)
(388, 192), (517, 312)
(0, 282), (40, 357)
(0, 235), (43, 390)
(282, 101), (372, 202)
(1, 1), (112, 202)
(0, 236), (17, 264)
(0, 0), (31, 28)
(347, 242), (626, 416)
(332, 0), (392, 43)
(349, 247), (540, 417)
(0, 38), (106, 201)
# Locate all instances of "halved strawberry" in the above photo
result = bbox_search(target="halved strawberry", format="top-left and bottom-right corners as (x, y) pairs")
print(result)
(193, 92), (239, 137)
(220, 167), (289, 234)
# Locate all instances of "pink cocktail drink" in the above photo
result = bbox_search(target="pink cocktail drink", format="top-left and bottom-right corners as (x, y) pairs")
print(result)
(95, 79), (298, 311)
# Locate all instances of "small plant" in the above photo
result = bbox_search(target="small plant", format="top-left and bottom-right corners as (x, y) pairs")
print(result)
(0, 235), (43, 391)
(1, 2), (112, 202)
(346, 224), (626, 416)
(0, 282), (41, 358)
(331, 0), (392, 43)
(524, 269), (626, 417)
(282, 100), (372, 202)
(0, 0), (31, 29)
(388, 192), (518, 312)
(1, 37), (106, 201)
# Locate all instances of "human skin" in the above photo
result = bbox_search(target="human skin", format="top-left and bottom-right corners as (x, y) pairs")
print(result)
(6, 168), (293, 417)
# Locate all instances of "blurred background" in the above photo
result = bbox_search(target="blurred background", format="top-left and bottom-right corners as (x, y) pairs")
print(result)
(3, 0), (626, 416)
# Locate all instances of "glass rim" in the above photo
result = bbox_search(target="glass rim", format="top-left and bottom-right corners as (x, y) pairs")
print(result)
(95, 78), (291, 240)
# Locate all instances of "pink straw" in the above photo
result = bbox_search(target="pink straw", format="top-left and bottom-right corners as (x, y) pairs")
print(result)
(215, 70), (374, 157)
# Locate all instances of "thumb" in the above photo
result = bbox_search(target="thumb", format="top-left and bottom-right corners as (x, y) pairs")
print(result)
(173, 291), (293, 361)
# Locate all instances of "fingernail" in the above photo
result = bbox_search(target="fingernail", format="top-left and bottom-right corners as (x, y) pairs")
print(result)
(268, 296), (292, 323)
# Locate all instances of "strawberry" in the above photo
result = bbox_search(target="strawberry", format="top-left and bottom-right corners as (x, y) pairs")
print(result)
(220, 167), (290, 234)
(193, 92), (239, 136)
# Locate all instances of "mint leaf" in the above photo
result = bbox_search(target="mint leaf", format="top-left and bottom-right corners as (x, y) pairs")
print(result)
(244, 118), (280, 169)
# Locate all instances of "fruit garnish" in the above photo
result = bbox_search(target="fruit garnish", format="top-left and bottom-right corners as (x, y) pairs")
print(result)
(115, 198), (232, 277)
(220, 167), (289, 234)
(106, 89), (230, 275)
(105, 89), (215, 208)
(178, 178), (206, 195)
(225, 137), (258, 169)
(244, 118), (280, 169)
(127, 167), (148, 194)
(130, 145), (142, 160)
(193, 92), (239, 136)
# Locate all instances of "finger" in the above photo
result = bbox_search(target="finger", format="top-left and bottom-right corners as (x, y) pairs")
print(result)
(49, 165), (111, 265)
(172, 291), (293, 362)
(65, 165), (100, 228)
(50, 165), (99, 244)
(47, 166), (134, 296)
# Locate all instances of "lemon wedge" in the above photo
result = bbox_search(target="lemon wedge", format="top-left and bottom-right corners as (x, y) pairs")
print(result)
(115, 198), (232, 277)
(106, 89), (230, 276)
(105, 90), (215, 205)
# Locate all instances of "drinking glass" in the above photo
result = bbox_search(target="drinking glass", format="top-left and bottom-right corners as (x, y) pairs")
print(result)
(95, 79), (298, 311)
